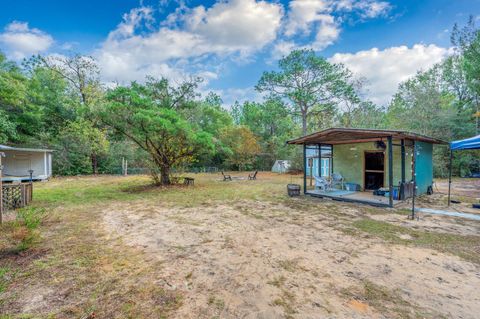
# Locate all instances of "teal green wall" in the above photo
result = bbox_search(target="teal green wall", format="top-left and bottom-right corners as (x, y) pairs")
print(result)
(331, 141), (416, 191)
(414, 141), (433, 194)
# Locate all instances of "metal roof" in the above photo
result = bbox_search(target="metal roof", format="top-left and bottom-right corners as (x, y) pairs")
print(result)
(287, 128), (448, 145)
(0, 144), (53, 153)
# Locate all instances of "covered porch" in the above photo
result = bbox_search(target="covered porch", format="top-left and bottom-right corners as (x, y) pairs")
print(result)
(306, 188), (401, 207)
(288, 128), (446, 208)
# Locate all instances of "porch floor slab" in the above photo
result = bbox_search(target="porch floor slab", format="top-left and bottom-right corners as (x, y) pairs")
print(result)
(306, 189), (400, 207)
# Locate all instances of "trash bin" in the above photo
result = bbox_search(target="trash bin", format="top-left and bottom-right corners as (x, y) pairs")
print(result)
(287, 184), (301, 197)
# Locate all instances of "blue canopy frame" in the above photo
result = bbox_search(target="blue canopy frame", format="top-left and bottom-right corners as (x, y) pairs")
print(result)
(448, 134), (480, 205)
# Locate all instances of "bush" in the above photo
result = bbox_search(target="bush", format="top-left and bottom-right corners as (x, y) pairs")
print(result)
(14, 207), (45, 251)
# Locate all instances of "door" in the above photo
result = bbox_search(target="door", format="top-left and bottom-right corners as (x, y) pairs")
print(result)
(364, 151), (384, 190)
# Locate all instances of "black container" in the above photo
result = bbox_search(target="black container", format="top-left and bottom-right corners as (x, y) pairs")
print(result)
(287, 184), (301, 197)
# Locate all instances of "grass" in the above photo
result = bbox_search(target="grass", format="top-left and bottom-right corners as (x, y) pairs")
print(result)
(34, 174), (297, 209)
(272, 289), (297, 318)
(278, 258), (308, 273)
(207, 295), (225, 310)
(351, 218), (480, 264)
(267, 275), (286, 288)
(341, 279), (443, 319)
(0, 267), (11, 294)
(0, 173), (296, 317)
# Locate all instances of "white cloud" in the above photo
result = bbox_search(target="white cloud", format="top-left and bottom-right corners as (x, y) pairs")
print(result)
(96, 0), (283, 83)
(179, 0), (283, 52)
(0, 21), (54, 59)
(358, 1), (391, 18)
(281, 0), (392, 53)
(337, 0), (391, 18)
(285, 0), (331, 36)
(284, 0), (340, 50)
(271, 40), (297, 61)
(329, 44), (450, 106)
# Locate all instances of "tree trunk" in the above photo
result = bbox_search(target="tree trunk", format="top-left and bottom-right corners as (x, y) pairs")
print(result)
(91, 153), (98, 175)
(301, 110), (307, 136)
(160, 166), (170, 185)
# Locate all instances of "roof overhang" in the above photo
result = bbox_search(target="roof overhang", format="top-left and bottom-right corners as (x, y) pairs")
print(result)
(0, 144), (53, 153)
(287, 128), (448, 145)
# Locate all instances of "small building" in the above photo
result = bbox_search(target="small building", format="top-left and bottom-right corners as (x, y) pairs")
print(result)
(0, 145), (53, 182)
(287, 128), (447, 207)
(271, 160), (291, 173)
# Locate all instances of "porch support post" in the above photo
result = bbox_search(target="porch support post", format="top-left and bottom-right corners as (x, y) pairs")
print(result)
(401, 139), (405, 183)
(388, 136), (393, 208)
(411, 141), (417, 219)
(331, 144), (334, 175)
(318, 144), (322, 177)
(448, 148), (453, 206)
(303, 143), (307, 194)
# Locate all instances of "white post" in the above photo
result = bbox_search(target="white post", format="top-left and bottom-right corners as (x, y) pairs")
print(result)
(125, 160), (128, 176)
(44, 151), (47, 177)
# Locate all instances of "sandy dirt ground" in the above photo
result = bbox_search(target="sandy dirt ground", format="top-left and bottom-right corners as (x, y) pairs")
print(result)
(103, 198), (480, 319)
(432, 179), (480, 214)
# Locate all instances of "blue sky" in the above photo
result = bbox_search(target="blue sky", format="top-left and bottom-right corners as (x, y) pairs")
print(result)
(1, 0), (479, 106)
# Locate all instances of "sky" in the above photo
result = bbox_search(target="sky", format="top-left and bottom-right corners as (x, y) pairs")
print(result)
(0, 0), (479, 107)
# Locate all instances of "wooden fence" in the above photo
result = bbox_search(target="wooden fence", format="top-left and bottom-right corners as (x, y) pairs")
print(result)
(0, 183), (33, 223)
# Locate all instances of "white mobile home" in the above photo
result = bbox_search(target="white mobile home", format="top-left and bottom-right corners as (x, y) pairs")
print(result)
(0, 145), (53, 182)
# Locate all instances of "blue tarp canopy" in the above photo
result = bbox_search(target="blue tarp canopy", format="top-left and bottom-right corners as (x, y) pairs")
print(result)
(450, 135), (480, 151)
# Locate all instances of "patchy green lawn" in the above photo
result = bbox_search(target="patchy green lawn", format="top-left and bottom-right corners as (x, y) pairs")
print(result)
(1, 173), (479, 318)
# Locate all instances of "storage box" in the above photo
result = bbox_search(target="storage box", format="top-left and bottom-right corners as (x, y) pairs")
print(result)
(345, 183), (360, 191)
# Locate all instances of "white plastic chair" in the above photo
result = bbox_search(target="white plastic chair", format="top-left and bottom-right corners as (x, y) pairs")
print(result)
(313, 175), (330, 191)
(331, 173), (345, 190)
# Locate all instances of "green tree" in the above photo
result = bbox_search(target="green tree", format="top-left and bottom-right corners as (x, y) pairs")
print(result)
(183, 92), (234, 168)
(343, 101), (386, 129)
(0, 109), (17, 143)
(232, 97), (297, 168)
(219, 126), (261, 170)
(101, 79), (214, 185)
(256, 49), (355, 135)
(453, 22), (480, 133)
(58, 120), (109, 175)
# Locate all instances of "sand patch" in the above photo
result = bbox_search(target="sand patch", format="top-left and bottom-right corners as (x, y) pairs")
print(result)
(103, 199), (480, 318)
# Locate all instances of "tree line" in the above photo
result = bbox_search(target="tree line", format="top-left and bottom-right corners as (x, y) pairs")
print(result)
(0, 19), (479, 184)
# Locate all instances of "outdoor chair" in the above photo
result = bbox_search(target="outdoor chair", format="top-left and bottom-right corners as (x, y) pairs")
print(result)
(313, 175), (330, 191)
(248, 171), (258, 180)
(331, 173), (345, 190)
(221, 171), (232, 181)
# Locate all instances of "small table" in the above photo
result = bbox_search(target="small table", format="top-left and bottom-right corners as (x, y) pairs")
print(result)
(184, 177), (195, 186)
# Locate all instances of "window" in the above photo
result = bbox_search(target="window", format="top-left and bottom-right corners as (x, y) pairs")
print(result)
(321, 158), (330, 177)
